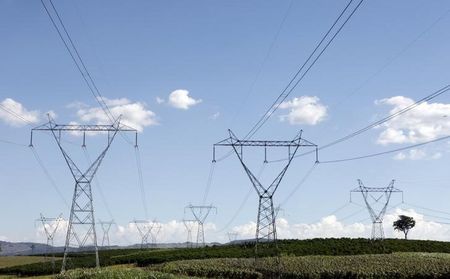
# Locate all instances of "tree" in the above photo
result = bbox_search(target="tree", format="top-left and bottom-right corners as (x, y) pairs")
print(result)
(393, 215), (416, 240)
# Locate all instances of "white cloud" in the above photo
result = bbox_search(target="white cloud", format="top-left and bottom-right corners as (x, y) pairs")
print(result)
(21, 209), (450, 246)
(168, 89), (202, 110)
(156, 97), (165, 104)
(231, 209), (450, 241)
(74, 97), (158, 132)
(210, 112), (220, 120)
(0, 98), (40, 127)
(279, 96), (327, 125)
(393, 148), (442, 161)
(376, 96), (450, 145)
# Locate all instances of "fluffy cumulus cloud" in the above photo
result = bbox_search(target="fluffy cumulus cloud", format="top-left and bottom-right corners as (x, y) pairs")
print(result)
(0, 98), (40, 127)
(74, 97), (157, 132)
(168, 89), (202, 110)
(231, 209), (450, 241)
(279, 96), (327, 125)
(376, 96), (450, 145)
(393, 148), (442, 161)
(25, 209), (450, 246)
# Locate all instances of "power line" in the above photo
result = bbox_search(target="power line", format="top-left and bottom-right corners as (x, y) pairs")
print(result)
(202, 162), (216, 205)
(30, 146), (70, 210)
(245, 0), (364, 139)
(134, 146), (149, 220)
(319, 134), (450, 164)
(0, 138), (27, 147)
(319, 84), (450, 151)
(268, 83), (450, 163)
(40, 0), (115, 124)
(280, 162), (317, 206)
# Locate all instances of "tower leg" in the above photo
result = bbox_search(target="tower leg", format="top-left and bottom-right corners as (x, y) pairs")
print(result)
(255, 195), (278, 256)
(197, 222), (205, 247)
(61, 181), (99, 273)
(371, 221), (384, 240)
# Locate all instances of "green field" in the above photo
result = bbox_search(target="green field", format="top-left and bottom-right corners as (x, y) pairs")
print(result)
(154, 253), (450, 278)
(3, 239), (450, 278)
(0, 256), (53, 269)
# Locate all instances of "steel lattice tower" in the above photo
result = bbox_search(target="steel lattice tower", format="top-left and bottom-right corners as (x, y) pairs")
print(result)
(132, 220), (153, 249)
(350, 179), (403, 240)
(149, 220), (162, 248)
(182, 219), (197, 248)
(31, 116), (137, 272)
(98, 220), (114, 247)
(37, 213), (63, 271)
(186, 204), (217, 247)
(214, 130), (317, 252)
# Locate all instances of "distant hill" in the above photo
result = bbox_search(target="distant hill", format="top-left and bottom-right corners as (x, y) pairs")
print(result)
(0, 241), (222, 256)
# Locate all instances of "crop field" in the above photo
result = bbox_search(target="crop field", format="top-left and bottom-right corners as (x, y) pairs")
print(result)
(0, 256), (53, 269)
(153, 253), (450, 278)
(2, 239), (450, 278)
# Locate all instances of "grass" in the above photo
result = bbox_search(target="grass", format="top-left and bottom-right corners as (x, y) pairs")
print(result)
(0, 257), (52, 269)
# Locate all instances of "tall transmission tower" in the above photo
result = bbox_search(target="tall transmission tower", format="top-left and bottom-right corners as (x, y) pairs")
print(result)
(132, 219), (153, 249)
(36, 213), (63, 271)
(227, 232), (239, 243)
(186, 204), (217, 247)
(98, 220), (114, 247)
(350, 179), (403, 240)
(214, 130), (317, 253)
(182, 219), (197, 248)
(30, 116), (137, 272)
(149, 220), (162, 248)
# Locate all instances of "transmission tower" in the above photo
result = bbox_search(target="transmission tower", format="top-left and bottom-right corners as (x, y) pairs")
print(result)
(149, 220), (162, 248)
(36, 213), (63, 271)
(182, 219), (197, 248)
(30, 115), (137, 272)
(214, 130), (317, 253)
(98, 220), (114, 247)
(186, 204), (217, 247)
(350, 179), (403, 240)
(227, 232), (239, 243)
(132, 220), (153, 248)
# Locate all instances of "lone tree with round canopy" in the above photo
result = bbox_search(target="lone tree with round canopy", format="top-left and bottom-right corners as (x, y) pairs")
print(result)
(393, 215), (416, 240)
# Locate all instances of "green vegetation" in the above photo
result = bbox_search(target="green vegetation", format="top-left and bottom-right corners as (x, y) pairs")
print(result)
(3, 239), (450, 277)
(114, 238), (450, 266)
(154, 253), (450, 279)
(55, 266), (197, 279)
(0, 257), (52, 269)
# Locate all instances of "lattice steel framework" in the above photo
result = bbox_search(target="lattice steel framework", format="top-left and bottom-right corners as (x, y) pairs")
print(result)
(31, 116), (137, 272)
(351, 179), (403, 240)
(98, 220), (114, 247)
(149, 220), (162, 248)
(186, 204), (217, 247)
(182, 219), (197, 248)
(214, 130), (317, 251)
(132, 220), (153, 249)
(37, 213), (63, 271)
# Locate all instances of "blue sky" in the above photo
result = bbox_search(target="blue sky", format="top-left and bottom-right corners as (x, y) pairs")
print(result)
(2, 0), (450, 245)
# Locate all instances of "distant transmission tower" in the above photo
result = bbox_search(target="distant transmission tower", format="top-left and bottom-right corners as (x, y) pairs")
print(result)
(149, 220), (162, 248)
(37, 213), (63, 271)
(186, 204), (217, 247)
(182, 219), (197, 248)
(98, 220), (114, 247)
(350, 179), (403, 240)
(31, 115), (137, 272)
(214, 130), (317, 253)
(227, 232), (239, 243)
(132, 220), (153, 248)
